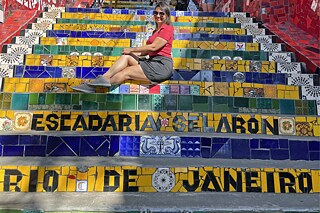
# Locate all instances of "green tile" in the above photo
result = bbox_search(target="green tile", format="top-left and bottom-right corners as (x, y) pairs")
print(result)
(46, 93), (55, 104)
(272, 99), (279, 109)
(162, 95), (177, 110)
(178, 95), (192, 110)
(97, 94), (106, 102)
(295, 100), (302, 107)
(122, 94), (137, 110)
(82, 101), (98, 110)
(98, 102), (107, 110)
(29, 93), (38, 105)
(152, 95), (162, 111)
(295, 107), (303, 115)
(257, 98), (272, 109)
(234, 97), (249, 108)
(249, 98), (257, 108)
(39, 93), (46, 105)
(55, 94), (71, 105)
(80, 94), (96, 102)
(11, 94), (29, 110)
(72, 94), (80, 105)
(2, 102), (11, 110)
(138, 94), (152, 110)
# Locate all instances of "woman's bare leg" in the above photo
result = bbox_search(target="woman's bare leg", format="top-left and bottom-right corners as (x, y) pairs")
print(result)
(103, 54), (139, 79)
(109, 64), (150, 84)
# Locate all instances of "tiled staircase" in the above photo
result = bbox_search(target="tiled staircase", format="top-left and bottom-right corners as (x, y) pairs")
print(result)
(0, 1), (319, 211)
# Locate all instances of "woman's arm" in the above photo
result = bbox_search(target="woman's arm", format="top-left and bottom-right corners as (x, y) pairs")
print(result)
(122, 37), (168, 55)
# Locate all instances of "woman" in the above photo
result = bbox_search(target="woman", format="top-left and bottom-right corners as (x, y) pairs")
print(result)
(71, 1), (174, 93)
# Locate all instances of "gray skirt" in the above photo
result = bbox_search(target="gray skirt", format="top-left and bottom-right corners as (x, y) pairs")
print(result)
(139, 55), (174, 83)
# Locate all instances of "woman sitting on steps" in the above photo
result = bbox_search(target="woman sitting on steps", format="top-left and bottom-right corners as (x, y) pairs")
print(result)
(71, 1), (174, 93)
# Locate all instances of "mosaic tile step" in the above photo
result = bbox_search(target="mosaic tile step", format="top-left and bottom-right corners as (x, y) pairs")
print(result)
(0, 110), (318, 137)
(2, 78), (302, 101)
(48, 7), (248, 18)
(4, 44), (283, 61)
(17, 31), (282, 52)
(2, 92), (318, 115)
(40, 12), (255, 24)
(21, 30), (275, 43)
(3, 63), (318, 87)
(0, 165), (318, 193)
(18, 55), (303, 74)
(35, 23), (248, 35)
(0, 134), (319, 160)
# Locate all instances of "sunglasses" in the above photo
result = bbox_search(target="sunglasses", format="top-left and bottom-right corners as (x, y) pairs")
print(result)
(153, 11), (165, 16)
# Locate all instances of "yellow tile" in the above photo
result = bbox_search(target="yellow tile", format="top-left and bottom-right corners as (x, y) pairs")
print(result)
(58, 176), (67, 192)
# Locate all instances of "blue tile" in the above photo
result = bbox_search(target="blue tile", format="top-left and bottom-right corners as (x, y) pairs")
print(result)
(279, 139), (288, 148)
(109, 135), (120, 156)
(25, 146), (46, 156)
(249, 139), (259, 148)
(80, 139), (98, 156)
(3, 146), (24, 156)
(231, 139), (250, 159)
(0, 145), (2, 156)
(11, 94), (29, 110)
(201, 147), (211, 158)
(0, 135), (18, 145)
(96, 142), (110, 156)
(279, 100), (295, 114)
(251, 150), (270, 160)
(47, 136), (63, 154)
(48, 143), (77, 156)
(310, 152), (320, 161)
(19, 135), (42, 145)
(201, 137), (212, 147)
(271, 149), (289, 160)
(289, 140), (309, 160)
(309, 141), (320, 151)
(260, 139), (279, 149)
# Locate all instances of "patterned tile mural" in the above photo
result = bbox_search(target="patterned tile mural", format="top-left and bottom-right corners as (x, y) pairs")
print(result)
(0, 165), (319, 193)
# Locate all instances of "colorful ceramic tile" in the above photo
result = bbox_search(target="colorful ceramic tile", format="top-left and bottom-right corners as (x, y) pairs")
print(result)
(277, 62), (302, 73)
(243, 88), (264, 97)
(24, 29), (47, 37)
(44, 83), (67, 93)
(278, 117), (296, 135)
(301, 86), (320, 100)
(14, 112), (32, 131)
(287, 74), (314, 86)
(296, 122), (314, 137)
(261, 43), (282, 52)
(40, 55), (53, 66)
(0, 53), (24, 65)
(76, 180), (88, 192)
(0, 117), (13, 131)
(235, 42), (245, 51)
(7, 44), (33, 55)
(152, 168), (175, 192)
(15, 36), (40, 45)
(252, 35), (273, 43)
(269, 52), (291, 62)
(62, 67), (76, 78)
(214, 82), (229, 96)
(56, 37), (68, 45)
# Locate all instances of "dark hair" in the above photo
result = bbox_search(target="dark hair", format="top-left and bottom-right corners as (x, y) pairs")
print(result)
(155, 1), (172, 25)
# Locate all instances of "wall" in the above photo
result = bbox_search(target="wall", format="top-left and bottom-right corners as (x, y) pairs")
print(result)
(289, 0), (320, 38)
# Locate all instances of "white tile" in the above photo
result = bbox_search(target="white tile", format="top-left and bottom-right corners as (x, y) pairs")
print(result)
(25, 29), (46, 37)
(253, 35), (273, 43)
(152, 168), (175, 192)
(247, 28), (265, 35)
(0, 53), (24, 65)
(7, 44), (33, 54)
(301, 86), (320, 100)
(76, 180), (87, 192)
(15, 36), (40, 45)
(43, 11), (61, 19)
(260, 43), (282, 52)
(36, 18), (57, 24)
(31, 23), (53, 30)
(278, 117), (296, 135)
(287, 73), (314, 86)
(317, 100), (320, 116)
(277, 62), (302, 74)
(269, 52), (291, 62)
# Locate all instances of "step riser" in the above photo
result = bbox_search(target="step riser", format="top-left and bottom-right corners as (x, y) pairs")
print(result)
(0, 134), (319, 160)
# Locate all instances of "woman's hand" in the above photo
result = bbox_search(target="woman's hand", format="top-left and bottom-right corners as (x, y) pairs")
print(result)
(122, 48), (133, 55)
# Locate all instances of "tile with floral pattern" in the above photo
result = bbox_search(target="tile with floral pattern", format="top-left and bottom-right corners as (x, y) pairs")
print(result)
(278, 117), (296, 135)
